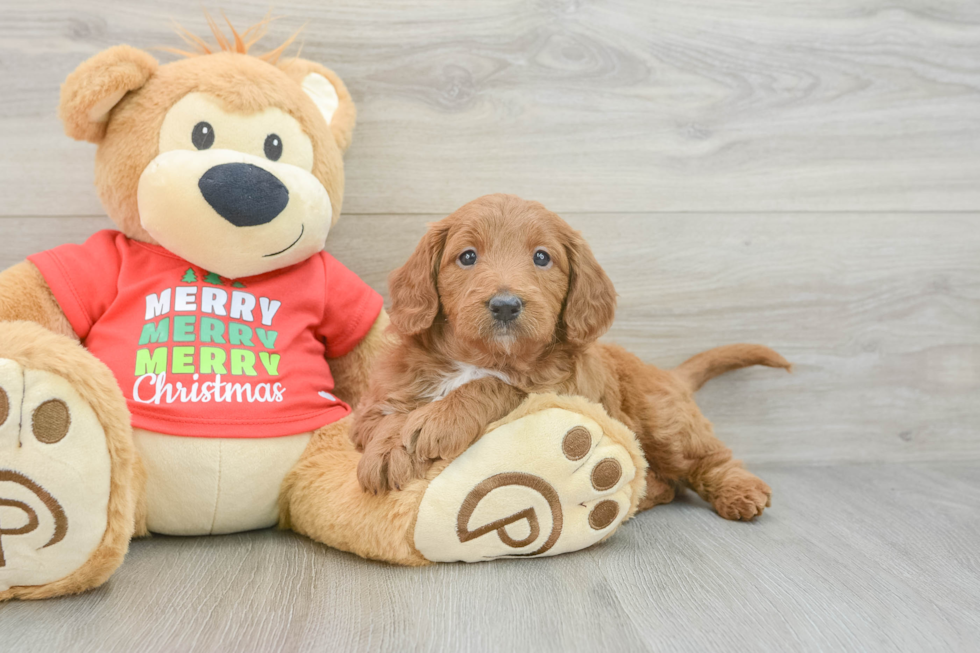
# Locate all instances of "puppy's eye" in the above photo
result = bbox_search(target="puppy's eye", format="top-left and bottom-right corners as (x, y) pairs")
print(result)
(458, 249), (477, 267)
(192, 122), (215, 150)
(533, 249), (552, 267)
(264, 134), (283, 161)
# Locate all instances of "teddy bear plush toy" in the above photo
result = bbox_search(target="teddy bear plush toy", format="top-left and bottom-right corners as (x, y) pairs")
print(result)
(0, 19), (648, 599)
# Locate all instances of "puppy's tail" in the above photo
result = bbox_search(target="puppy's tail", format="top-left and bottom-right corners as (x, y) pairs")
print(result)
(673, 344), (791, 392)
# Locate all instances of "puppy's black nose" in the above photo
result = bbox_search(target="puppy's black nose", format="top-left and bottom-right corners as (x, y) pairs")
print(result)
(198, 163), (289, 227)
(488, 294), (523, 323)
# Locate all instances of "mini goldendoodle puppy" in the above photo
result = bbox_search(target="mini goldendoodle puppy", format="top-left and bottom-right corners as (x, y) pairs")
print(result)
(352, 193), (789, 520)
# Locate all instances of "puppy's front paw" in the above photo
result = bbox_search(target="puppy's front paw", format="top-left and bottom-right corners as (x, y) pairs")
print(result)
(357, 441), (419, 494)
(401, 404), (482, 463)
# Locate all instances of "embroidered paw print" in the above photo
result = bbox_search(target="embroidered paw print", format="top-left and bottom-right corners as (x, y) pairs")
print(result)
(562, 426), (624, 530)
(0, 359), (112, 591)
(413, 408), (637, 562)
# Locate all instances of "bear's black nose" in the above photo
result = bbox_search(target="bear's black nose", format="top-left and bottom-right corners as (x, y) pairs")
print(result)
(488, 294), (523, 323)
(198, 163), (289, 227)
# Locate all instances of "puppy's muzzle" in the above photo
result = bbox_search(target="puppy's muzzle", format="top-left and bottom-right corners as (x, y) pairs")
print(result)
(488, 294), (523, 324)
(198, 162), (290, 227)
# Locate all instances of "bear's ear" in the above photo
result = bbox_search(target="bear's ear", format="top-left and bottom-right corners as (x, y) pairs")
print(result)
(278, 58), (356, 153)
(59, 45), (158, 144)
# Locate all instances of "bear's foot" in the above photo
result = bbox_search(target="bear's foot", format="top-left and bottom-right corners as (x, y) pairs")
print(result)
(0, 324), (137, 600)
(413, 401), (646, 562)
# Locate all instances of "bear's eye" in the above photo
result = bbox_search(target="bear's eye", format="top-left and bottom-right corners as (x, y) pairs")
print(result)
(192, 122), (214, 150)
(264, 134), (283, 161)
(458, 249), (477, 267)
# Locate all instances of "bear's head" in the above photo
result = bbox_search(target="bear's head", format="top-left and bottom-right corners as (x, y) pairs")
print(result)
(58, 18), (355, 279)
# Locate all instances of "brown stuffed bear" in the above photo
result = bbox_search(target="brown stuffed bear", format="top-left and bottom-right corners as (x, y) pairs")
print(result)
(0, 19), (647, 600)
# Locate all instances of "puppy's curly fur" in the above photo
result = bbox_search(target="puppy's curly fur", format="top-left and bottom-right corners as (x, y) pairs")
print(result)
(353, 194), (789, 520)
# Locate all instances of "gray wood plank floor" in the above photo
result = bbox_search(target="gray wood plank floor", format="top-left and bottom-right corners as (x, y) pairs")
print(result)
(0, 463), (977, 653)
(2, 1), (980, 215)
(2, 213), (976, 464)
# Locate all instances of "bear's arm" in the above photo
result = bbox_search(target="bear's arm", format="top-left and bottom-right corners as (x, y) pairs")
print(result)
(326, 309), (395, 409)
(0, 260), (77, 339)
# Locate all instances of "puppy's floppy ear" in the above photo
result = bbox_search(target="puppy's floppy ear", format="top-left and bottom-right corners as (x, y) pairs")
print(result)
(278, 58), (356, 153)
(561, 226), (617, 346)
(59, 45), (158, 144)
(388, 222), (450, 336)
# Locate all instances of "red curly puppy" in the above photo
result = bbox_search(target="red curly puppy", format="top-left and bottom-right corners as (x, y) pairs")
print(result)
(352, 194), (789, 520)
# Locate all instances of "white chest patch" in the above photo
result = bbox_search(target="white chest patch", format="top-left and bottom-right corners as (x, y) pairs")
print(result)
(425, 362), (513, 402)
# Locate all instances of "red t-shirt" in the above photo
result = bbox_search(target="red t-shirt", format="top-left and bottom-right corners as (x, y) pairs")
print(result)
(29, 230), (383, 438)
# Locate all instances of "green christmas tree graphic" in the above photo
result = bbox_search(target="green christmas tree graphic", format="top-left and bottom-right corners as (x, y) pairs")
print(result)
(203, 271), (224, 285)
(181, 268), (197, 283)
(231, 281), (246, 288)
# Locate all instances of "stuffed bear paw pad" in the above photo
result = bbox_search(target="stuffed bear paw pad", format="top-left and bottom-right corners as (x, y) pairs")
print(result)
(413, 408), (636, 562)
(0, 359), (112, 592)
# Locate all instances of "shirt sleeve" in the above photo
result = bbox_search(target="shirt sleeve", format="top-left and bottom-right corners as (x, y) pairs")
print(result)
(317, 251), (385, 359)
(27, 230), (124, 340)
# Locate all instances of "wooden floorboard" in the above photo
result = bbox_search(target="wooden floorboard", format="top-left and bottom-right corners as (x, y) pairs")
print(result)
(2, 213), (977, 464)
(0, 463), (976, 653)
(2, 0), (980, 215)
